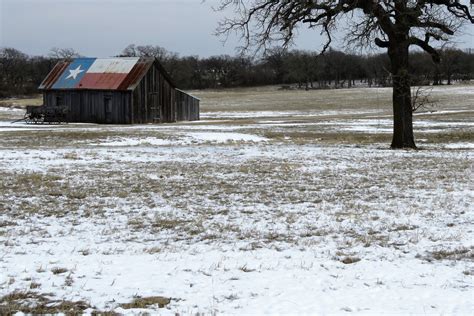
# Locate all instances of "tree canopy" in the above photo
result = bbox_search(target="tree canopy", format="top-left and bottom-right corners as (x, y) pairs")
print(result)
(218, 0), (473, 57)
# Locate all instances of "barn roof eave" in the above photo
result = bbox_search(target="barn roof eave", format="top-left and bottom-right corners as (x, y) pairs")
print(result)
(176, 89), (201, 101)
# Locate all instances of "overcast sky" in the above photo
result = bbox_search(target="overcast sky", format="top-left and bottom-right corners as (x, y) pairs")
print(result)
(1, 0), (473, 58)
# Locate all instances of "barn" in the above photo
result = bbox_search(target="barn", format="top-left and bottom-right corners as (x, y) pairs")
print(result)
(37, 57), (199, 124)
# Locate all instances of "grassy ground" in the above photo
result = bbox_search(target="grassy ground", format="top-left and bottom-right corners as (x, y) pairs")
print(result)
(0, 85), (473, 314)
(0, 95), (43, 108)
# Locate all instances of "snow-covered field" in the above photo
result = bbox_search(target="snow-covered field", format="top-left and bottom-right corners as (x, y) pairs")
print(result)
(0, 85), (473, 314)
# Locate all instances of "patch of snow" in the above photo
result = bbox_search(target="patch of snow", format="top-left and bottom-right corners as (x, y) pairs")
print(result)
(444, 143), (474, 149)
(185, 132), (267, 143)
(0, 106), (25, 113)
(93, 137), (174, 147)
(202, 109), (381, 119)
(415, 109), (474, 116)
(90, 133), (267, 148)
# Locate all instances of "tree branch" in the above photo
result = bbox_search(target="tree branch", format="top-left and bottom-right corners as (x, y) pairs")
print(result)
(408, 36), (441, 63)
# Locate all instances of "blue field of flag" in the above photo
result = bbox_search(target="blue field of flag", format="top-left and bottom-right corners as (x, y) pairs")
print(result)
(52, 58), (96, 89)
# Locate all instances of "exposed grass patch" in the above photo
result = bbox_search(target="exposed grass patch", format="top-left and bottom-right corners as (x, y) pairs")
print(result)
(0, 220), (16, 228)
(128, 217), (147, 230)
(421, 130), (474, 144)
(192, 86), (393, 112)
(51, 267), (68, 275)
(426, 247), (473, 262)
(0, 95), (43, 108)
(144, 246), (162, 254)
(0, 291), (90, 315)
(263, 130), (391, 145)
(120, 296), (172, 309)
(63, 152), (80, 160)
(67, 191), (87, 200)
(341, 257), (362, 264)
(152, 214), (189, 231)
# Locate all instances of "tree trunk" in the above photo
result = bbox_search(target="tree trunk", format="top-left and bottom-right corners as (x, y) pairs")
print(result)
(433, 66), (441, 85)
(447, 71), (452, 85)
(389, 44), (416, 149)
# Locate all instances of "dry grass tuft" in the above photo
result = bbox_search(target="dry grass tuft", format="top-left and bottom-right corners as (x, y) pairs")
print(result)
(341, 257), (361, 264)
(239, 265), (256, 273)
(152, 214), (189, 231)
(427, 247), (473, 262)
(29, 282), (41, 289)
(51, 267), (68, 275)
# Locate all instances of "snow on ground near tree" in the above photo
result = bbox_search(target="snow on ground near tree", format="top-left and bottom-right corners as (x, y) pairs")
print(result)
(0, 85), (473, 314)
(3, 114), (471, 135)
(92, 133), (268, 147)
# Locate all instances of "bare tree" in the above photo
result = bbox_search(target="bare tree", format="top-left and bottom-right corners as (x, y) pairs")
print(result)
(0, 48), (29, 95)
(217, 0), (473, 149)
(411, 86), (437, 112)
(120, 44), (139, 57)
(439, 46), (464, 84)
(120, 44), (178, 62)
(49, 47), (81, 60)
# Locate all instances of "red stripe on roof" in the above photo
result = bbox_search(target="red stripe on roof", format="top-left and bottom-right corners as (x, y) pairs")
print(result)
(78, 73), (129, 90)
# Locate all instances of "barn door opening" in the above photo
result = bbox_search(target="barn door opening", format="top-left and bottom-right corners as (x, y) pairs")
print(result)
(149, 92), (160, 123)
(104, 96), (112, 124)
(56, 95), (64, 107)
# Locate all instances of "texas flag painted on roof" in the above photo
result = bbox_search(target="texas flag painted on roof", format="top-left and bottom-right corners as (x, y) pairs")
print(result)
(51, 57), (140, 90)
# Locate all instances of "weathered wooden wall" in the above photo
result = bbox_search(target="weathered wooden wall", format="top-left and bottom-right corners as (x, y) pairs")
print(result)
(176, 89), (200, 121)
(43, 90), (132, 124)
(130, 64), (199, 123)
(132, 63), (175, 123)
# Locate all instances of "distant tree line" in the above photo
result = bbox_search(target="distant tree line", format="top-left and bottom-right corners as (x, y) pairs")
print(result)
(0, 47), (81, 98)
(119, 44), (474, 90)
(0, 45), (473, 98)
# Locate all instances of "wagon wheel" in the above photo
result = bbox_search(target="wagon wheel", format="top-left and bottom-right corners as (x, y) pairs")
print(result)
(23, 113), (31, 124)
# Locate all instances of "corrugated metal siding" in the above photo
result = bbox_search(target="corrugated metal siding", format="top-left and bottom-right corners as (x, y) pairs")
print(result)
(118, 60), (153, 91)
(52, 58), (96, 89)
(79, 73), (129, 90)
(87, 58), (139, 73)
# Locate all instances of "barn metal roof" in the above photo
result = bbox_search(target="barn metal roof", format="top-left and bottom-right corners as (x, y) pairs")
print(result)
(39, 57), (156, 91)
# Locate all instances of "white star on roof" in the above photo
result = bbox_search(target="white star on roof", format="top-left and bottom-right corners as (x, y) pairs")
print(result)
(66, 65), (84, 80)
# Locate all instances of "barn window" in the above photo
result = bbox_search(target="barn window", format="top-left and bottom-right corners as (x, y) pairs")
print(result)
(104, 96), (112, 113)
